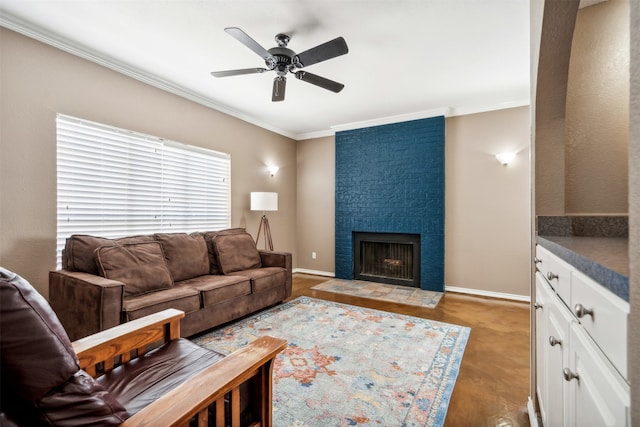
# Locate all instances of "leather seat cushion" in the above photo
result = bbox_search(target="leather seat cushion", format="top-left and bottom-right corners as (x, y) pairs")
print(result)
(179, 275), (251, 307)
(123, 285), (200, 320)
(37, 370), (129, 426)
(96, 338), (225, 415)
(230, 267), (286, 293)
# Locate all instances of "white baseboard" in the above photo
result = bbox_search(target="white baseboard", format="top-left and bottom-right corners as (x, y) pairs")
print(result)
(293, 268), (335, 277)
(291, 272), (530, 303)
(527, 397), (539, 427)
(444, 286), (530, 303)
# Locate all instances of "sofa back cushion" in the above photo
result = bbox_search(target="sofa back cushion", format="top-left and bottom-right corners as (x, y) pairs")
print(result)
(63, 234), (155, 275)
(211, 230), (262, 274)
(203, 231), (224, 274)
(96, 242), (174, 297)
(154, 233), (209, 282)
(0, 267), (129, 426)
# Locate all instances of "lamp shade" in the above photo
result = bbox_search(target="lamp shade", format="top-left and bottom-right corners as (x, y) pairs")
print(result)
(251, 192), (278, 211)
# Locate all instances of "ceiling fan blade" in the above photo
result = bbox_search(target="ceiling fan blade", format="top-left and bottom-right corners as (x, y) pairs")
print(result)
(210, 68), (267, 77)
(295, 71), (344, 93)
(295, 37), (348, 67)
(272, 76), (286, 102)
(224, 27), (274, 62)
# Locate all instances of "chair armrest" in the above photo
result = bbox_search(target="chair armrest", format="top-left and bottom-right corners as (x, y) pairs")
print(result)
(122, 335), (288, 427)
(259, 251), (292, 298)
(73, 309), (185, 375)
(49, 270), (125, 341)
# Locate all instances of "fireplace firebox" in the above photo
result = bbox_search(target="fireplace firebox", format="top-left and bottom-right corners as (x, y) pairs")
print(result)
(353, 232), (421, 287)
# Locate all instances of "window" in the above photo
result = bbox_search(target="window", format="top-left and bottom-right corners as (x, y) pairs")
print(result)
(56, 114), (230, 267)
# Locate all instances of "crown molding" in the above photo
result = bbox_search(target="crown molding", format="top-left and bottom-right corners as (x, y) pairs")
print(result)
(296, 99), (530, 140)
(2, 14), (530, 142)
(329, 107), (451, 134)
(448, 99), (530, 117)
(0, 14), (298, 140)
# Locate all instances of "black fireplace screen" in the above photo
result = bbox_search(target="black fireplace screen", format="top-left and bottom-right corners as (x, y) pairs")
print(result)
(353, 232), (421, 287)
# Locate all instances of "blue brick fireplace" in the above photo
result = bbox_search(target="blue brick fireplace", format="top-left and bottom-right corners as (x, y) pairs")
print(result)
(335, 116), (445, 291)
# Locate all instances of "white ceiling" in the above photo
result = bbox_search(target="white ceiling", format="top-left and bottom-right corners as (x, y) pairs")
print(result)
(0, 0), (531, 140)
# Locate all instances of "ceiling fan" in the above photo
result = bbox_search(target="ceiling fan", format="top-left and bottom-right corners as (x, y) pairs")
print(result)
(211, 27), (348, 102)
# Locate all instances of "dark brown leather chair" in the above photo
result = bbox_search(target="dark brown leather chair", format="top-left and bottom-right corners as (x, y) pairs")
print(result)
(0, 267), (286, 426)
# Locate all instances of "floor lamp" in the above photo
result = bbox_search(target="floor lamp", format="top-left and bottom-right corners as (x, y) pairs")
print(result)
(251, 192), (278, 251)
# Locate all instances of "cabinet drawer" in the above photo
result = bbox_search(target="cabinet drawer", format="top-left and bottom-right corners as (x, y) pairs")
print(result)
(535, 245), (572, 305)
(571, 269), (629, 380)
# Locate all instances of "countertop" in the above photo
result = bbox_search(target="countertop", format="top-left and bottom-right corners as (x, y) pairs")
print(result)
(536, 235), (629, 302)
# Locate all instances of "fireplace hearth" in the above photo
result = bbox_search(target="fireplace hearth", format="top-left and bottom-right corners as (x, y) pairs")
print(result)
(353, 232), (421, 287)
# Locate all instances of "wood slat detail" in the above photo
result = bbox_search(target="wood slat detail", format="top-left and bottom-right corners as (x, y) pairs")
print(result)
(121, 335), (287, 426)
(72, 309), (184, 372)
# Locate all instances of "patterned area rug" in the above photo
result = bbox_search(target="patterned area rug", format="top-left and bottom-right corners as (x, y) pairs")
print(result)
(194, 297), (470, 426)
(311, 279), (443, 309)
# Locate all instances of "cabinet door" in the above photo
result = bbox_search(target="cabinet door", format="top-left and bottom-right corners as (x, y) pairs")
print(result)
(567, 323), (630, 427)
(535, 273), (550, 425)
(545, 281), (573, 427)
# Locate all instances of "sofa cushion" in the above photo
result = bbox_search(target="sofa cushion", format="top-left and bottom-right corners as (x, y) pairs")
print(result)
(123, 285), (200, 321)
(230, 267), (287, 293)
(211, 231), (262, 274)
(154, 233), (209, 282)
(63, 234), (155, 275)
(96, 338), (224, 415)
(96, 242), (173, 297)
(203, 228), (246, 275)
(180, 275), (252, 307)
(0, 267), (128, 426)
(203, 231), (222, 275)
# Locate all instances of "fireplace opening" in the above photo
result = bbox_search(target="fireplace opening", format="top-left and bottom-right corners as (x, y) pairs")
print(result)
(353, 232), (421, 287)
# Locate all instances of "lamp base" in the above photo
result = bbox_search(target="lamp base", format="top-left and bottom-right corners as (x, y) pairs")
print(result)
(256, 215), (274, 251)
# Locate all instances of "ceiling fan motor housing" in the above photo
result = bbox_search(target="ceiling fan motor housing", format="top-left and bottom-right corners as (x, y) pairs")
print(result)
(267, 46), (296, 76)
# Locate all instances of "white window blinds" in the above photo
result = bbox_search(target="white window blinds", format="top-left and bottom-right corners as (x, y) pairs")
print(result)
(56, 114), (230, 267)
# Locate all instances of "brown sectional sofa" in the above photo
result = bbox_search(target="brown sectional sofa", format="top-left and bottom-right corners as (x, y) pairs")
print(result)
(49, 228), (292, 340)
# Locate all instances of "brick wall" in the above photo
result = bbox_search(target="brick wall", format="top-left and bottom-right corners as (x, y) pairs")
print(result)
(335, 116), (445, 291)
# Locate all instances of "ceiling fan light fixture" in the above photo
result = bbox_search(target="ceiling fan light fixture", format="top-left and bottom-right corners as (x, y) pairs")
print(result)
(272, 76), (286, 102)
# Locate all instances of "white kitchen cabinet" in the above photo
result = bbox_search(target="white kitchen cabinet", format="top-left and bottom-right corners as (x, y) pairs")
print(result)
(536, 272), (574, 427)
(535, 274), (550, 425)
(566, 322), (629, 427)
(534, 245), (629, 426)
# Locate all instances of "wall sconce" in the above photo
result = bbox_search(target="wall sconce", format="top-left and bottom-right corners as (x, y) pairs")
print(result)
(267, 166), (279, 177)
(495, 152), (516, 166)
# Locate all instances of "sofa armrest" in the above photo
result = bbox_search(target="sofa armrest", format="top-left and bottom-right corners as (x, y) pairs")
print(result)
(121, 335), (287, 427)
(259, 251), (292, 299)
(49, 270), (125, 341)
